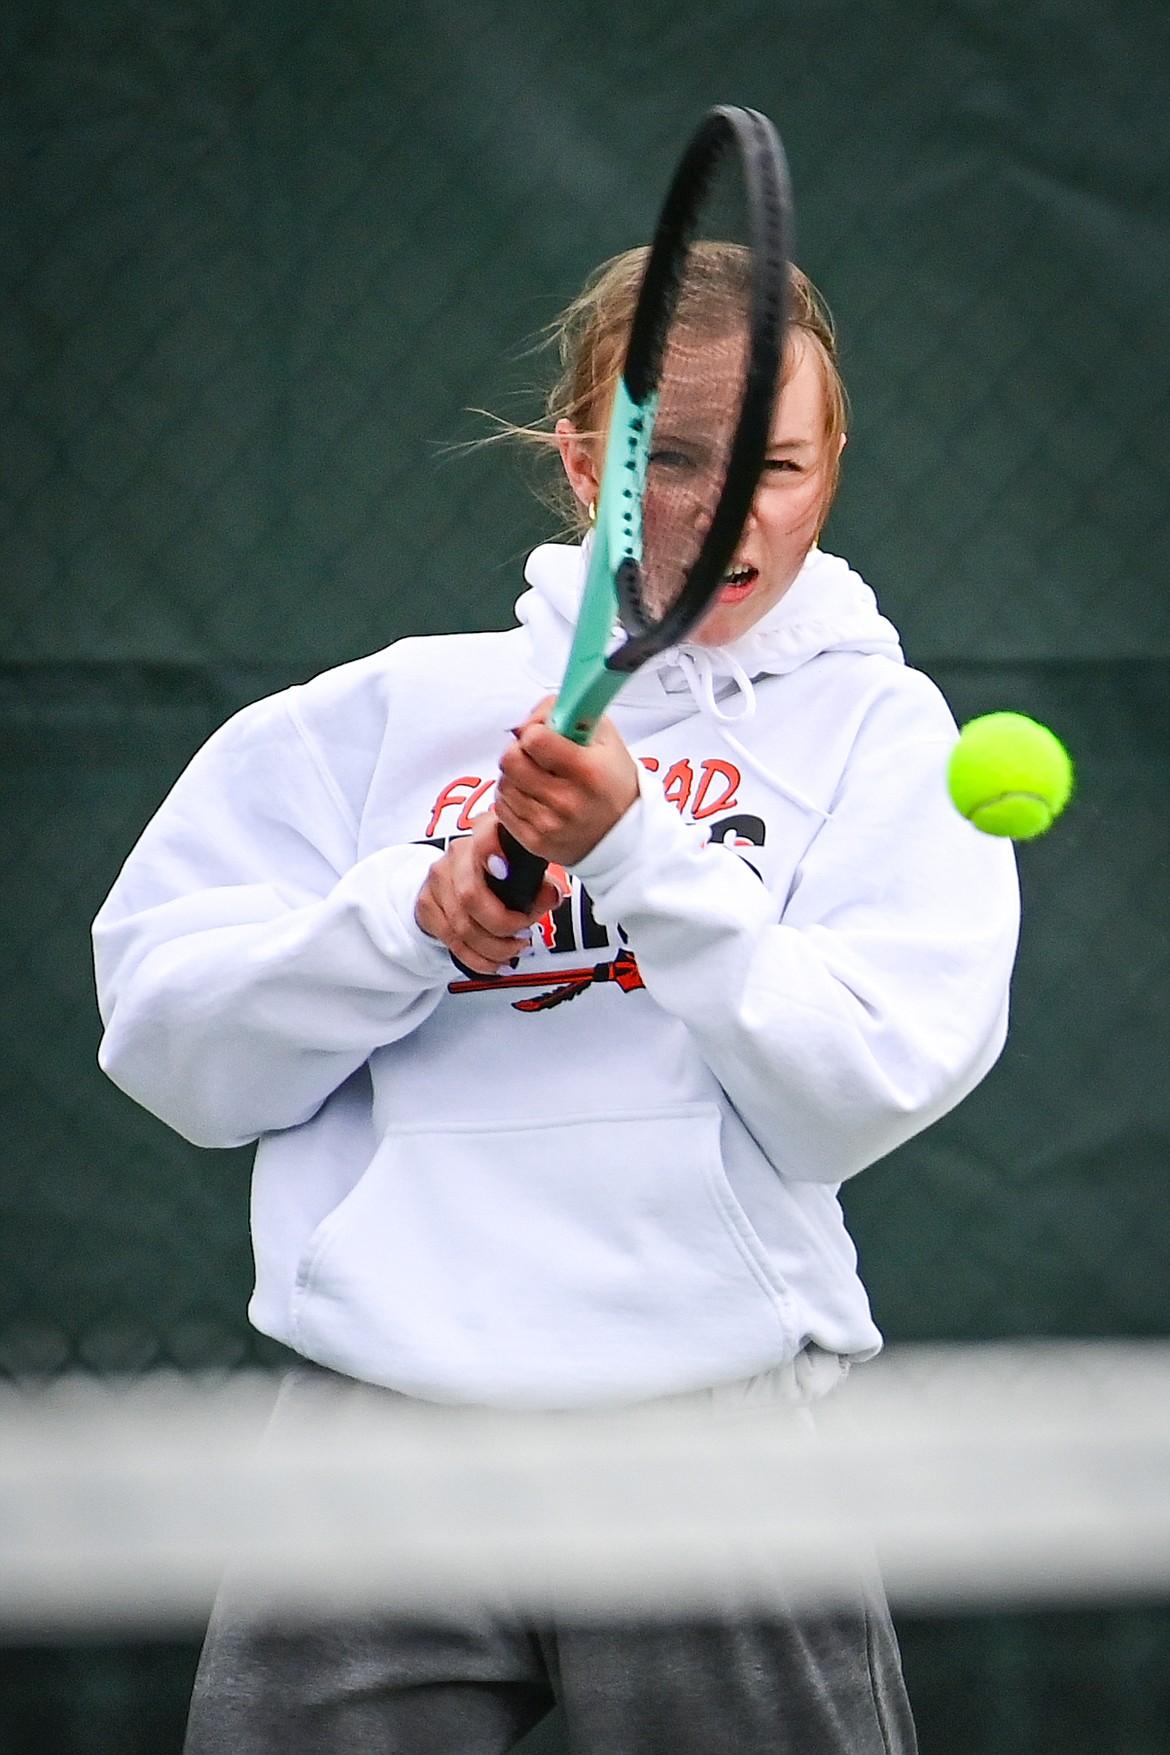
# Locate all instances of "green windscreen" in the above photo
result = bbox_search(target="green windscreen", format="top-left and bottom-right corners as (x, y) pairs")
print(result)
(2, 3), (1168, 1750)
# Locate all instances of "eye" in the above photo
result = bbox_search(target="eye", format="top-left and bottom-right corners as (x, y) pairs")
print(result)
(763, 456), (802, 474)
(649, 447), (699, 472)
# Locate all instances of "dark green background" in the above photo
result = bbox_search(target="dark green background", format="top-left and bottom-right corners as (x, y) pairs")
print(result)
(2, 2), (1168, 1750)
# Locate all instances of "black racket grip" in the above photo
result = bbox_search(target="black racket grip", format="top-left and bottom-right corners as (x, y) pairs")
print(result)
(487, 824), (549, 914)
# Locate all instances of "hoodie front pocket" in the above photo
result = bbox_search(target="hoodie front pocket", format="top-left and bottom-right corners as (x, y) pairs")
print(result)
(291, 1103), (794, 1404)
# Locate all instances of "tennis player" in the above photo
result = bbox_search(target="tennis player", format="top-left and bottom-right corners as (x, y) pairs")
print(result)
(93, 247), (1019, 1755)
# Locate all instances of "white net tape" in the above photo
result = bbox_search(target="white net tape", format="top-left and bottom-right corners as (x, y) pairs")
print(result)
(2, 1342), (1168, 1636)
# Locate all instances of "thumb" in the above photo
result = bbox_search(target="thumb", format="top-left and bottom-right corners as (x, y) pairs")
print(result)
(534, 862), (570, 918)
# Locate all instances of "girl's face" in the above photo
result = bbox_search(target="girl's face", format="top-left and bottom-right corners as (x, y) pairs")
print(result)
(688, 334), (843, 647)
(557, 332), (843, 650)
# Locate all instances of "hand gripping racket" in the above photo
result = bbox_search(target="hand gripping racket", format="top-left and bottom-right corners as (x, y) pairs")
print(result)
(493, 105), (793, 914)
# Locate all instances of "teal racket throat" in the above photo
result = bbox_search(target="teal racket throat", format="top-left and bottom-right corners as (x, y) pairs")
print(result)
(552, 377), (659, 746)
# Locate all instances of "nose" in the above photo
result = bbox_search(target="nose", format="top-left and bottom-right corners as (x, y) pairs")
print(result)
(692, 491), (758, 546)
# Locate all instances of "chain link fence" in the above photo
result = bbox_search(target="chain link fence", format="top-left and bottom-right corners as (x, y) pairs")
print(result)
(2, 1), (1169, 1750)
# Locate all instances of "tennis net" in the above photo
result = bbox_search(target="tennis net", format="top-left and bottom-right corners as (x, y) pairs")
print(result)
(2, 1340), (1167, 1638)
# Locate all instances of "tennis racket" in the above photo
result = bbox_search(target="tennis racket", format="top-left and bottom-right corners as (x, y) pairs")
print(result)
(493, 104), (793, 914)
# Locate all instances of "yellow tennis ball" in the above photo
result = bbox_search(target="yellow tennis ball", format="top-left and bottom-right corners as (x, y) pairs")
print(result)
(947, 713), (1074, 839)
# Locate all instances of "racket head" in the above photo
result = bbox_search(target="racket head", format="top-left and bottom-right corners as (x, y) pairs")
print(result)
(617, 106), (792, 664)
(553, 107), (793, 741)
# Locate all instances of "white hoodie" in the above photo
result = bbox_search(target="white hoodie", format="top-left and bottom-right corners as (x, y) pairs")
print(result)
(93, 544), (1019, 1407)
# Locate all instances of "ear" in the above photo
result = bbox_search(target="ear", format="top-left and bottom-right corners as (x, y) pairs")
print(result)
(555, 419), (601, 514)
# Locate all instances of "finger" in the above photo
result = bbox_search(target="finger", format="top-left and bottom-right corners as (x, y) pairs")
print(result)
(510, 717), (588, 778)
(495, 778), (569, 840)
(454, 929), (531, 975)
(534, 872), (566, 917)
(495, 790), (564, 860)
(449, 937), (523, 977)
(527, 708), (629, 768)
(442, 875), (533, 967)
(498, 743), (581, 818)
(469, 898), (533, 954)
(510, 696), (556, 736)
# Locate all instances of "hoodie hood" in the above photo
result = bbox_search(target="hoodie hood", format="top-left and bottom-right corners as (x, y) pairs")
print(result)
(515, 541), (904, 703)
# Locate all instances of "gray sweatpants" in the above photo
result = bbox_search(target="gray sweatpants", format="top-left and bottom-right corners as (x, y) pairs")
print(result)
(185, 1362), (916, 1755)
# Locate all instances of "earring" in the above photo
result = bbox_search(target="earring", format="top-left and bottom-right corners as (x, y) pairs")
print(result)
(587, 499), (597, 524)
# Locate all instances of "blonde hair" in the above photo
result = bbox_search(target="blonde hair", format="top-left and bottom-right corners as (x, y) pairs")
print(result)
(495, 243), (848, 534)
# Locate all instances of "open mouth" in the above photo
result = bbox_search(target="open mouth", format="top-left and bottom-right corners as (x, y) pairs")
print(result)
(719, 563), (758, 598)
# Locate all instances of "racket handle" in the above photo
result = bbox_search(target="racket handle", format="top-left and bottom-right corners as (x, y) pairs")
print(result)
(487, 825), (549, 914)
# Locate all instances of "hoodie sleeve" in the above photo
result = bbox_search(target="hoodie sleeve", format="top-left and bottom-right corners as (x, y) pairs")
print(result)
(93, 689), (451, 1150)
(574, 681), (1020, 1185)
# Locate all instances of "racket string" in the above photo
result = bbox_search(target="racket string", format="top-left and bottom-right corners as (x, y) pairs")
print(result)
(637, 322), (752, 625)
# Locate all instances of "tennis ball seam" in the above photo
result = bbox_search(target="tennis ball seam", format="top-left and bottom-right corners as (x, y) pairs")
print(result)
(965, 790), (1051, 813)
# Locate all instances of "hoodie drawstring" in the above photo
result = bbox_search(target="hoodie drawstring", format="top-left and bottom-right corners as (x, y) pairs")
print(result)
(676, 647), (757, 725)
(675, 646), (832, 822)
